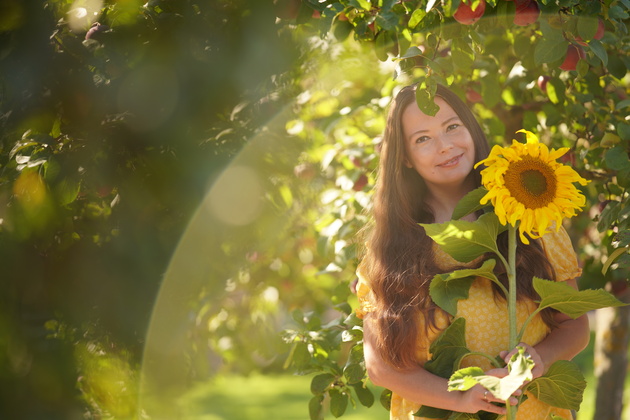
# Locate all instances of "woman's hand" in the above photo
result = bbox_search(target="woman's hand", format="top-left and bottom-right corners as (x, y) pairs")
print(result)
(458, 368), (520, 415)
(500, 342), (545, 380)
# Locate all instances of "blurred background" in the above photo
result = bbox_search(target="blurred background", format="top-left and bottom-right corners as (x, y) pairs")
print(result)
(0, 0), (629, 419)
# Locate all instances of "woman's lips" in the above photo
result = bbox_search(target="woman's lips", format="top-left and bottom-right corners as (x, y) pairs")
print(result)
(438, 153), (463, 167)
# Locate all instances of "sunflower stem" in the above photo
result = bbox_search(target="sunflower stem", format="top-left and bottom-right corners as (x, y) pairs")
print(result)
(508, 226), (518, 350)
(506, 226), (518, 420)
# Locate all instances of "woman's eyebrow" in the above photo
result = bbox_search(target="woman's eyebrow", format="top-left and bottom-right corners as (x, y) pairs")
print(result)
(441, 116), (460, 126)
(407, 115), (461, 140)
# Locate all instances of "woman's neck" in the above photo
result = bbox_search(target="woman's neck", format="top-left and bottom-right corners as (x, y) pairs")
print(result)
(426, 179), (476, 223)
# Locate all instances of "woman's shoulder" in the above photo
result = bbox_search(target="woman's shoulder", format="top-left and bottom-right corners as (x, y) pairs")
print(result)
(538, 224), (582, 282)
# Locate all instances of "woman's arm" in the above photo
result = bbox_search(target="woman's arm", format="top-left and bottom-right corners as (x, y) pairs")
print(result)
(363, 314), (513, 415)
(502, 278), (590, 378)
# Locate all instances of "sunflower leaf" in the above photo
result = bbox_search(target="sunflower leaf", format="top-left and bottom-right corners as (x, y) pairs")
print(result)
(452, 187), (491, 220)
(525, 360), (586, 410)
(421, 213), (506, 263)
(430, 259), (499, 316)
(448, 348), (533, 401)
(533, 277), (628, 318)
(424, 317), (469, 379)
(414, 405), (452, 418)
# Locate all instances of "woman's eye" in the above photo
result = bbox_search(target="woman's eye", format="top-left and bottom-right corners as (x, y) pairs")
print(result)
(415, 136), (430, 143)
(446, 123), (460, 131)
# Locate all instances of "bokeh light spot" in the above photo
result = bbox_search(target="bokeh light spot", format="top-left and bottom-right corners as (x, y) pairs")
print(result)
(208, 165), (263, 226)
(67, 0), (103, 31)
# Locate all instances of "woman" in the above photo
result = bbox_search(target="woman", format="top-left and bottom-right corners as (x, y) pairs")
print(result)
(356, 84), (590, 419)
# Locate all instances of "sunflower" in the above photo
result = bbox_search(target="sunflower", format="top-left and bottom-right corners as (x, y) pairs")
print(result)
(474, 130), (588, 244)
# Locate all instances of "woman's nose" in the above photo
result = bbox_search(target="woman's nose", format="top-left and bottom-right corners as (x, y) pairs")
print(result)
(436, 134), (454, 152)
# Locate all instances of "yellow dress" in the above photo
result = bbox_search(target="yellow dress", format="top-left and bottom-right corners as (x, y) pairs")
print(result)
(356, 226), (582, 420)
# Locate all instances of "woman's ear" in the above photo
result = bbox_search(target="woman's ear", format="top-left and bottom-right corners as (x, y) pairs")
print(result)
(403, 158), (413, 169)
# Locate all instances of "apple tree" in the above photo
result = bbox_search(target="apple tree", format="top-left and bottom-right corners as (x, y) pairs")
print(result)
(278, 0), (630, 419)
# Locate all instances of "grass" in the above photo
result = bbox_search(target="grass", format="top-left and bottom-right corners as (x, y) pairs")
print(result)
(179, 332), (629, 420)
(179, 373), (385, 420)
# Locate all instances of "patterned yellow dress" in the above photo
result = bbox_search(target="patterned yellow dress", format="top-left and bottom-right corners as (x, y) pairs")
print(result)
(356, 226), (582, 420)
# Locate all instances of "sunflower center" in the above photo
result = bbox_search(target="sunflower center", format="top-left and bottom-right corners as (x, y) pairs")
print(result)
(520, 170), (548, 196)
(503, 156), (557, 209)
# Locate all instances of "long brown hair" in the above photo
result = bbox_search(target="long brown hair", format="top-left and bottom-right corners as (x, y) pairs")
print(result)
(362, 84), (555, 370)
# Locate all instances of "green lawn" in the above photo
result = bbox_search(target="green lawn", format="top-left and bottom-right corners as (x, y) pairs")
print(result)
(179, 373), (384, 420)
(179, 334), (628, 420)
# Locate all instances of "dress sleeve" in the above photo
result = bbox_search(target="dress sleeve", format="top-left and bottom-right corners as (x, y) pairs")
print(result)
(355, 261), (377, 319)
(539, 225), (582, 282)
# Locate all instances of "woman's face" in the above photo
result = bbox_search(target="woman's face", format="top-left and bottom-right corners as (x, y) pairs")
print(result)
(401, 96), (476, 191)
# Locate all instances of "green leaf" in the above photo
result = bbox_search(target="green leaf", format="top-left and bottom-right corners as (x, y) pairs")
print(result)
(449, 347), (533, 401)
(329, 388), (348, 417)
(577, 16), (599, 41)
(605, 145), (629, 169)
(617, 123), (630, 141)
(448, 366), (485, 391)
(481, 76), (501, 109)
(534, 37), (567, 66)
(588, 39), (608, 66)
(309, 395), (324, 420)
(409, 8), (426, 28)
(350, 0), (371, 11)
(343, 363), (365, 384)
(424, 318), (469, 378)
(613, 230), (630, 248)
(597, 200), (621, 232)
(414, 404), (453, 418)
(401, 46), (424, 59)
(452, 187), (489, 220)
(546, 78), (566, 105)
(525, 360), (586, 410)
(452, 39), (474, 71)
(450, 413), (485, 420)
(533, 277), (628, 318)
(430, 259), (500, 316)
(602, 247), (629, 275)
(351, 383), (374, 408)
(421, 212), (505, 263)
(415, 86), (440, 117)
(311, 373), (336, 394)
(380, 388), (392, 411)
(56, 178), (81, 206)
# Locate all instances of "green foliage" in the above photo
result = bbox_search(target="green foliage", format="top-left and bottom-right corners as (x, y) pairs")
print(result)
(525, 360), (587, 410)
(2, 0), (629, 418)
(421, 213), (507, 263)
(430, 259), (501, 316)
(533, 277), (628, 319)
(283, 309), (375, 420)
(449, 347), (534, 401)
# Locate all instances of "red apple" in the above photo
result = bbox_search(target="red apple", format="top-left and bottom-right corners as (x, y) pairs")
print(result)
(453, 0), (486, 25)
(559, 44), (586, 71)
(353, 173), (368, 191)
(559, 150), (576, 166)
(274, 0), (300, 20)
(513, 0), (539, 26)
(465, 89), (482, 103)
(294, 163), (316, 180)
(537, 75), (550, 92)
(594, 18), (605, 40)
(85, 22), (109, 40)
(351, 157), (363, 167)
(576, 18), (605, 45)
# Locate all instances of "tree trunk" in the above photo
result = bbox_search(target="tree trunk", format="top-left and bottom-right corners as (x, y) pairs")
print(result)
(593, 286), (630, 420)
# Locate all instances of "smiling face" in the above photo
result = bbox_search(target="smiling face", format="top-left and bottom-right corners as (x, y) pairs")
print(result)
(401, 96), (476, 192)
